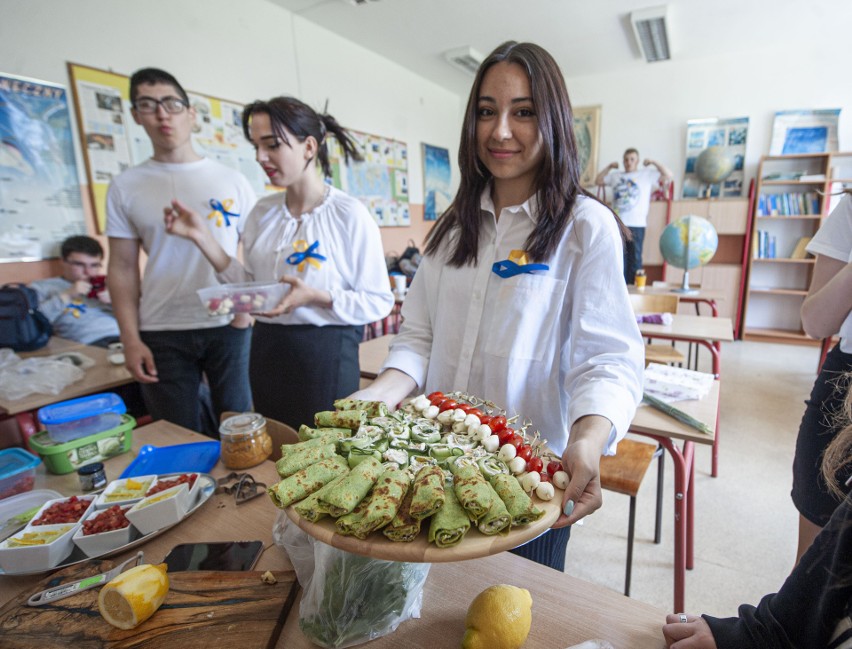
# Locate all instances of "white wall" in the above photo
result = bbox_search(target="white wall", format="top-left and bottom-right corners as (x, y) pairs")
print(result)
(0, 0), (462, 205)
(566, 32), (852, 193)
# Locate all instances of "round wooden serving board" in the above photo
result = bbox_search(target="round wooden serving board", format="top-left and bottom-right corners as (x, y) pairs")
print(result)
(284, 486), (563, 562)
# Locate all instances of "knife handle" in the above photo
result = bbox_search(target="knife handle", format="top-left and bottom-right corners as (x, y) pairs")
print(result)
(27, 573), (108, 606)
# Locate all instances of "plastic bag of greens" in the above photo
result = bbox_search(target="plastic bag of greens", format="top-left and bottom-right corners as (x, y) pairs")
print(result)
(274, 512), (431, 648)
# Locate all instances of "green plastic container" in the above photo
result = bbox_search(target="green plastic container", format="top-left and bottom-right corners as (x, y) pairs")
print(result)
(29, 415), (136, 474)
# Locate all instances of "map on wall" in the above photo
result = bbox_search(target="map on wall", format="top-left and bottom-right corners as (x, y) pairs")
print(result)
(682, 116), (748, 199)
(327, 129), (409, 227)
(0, 73), (86, 262)
(67, 63), (269, 232)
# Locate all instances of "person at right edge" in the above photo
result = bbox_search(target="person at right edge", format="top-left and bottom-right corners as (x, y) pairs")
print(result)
(595, 148), (672, 284)
(347, 41), (644, 570)
(792, 190), (852, 564)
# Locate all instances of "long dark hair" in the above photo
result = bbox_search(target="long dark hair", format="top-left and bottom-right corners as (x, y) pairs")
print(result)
(425, 41), (627, 266)
(241, 96), (362, 178)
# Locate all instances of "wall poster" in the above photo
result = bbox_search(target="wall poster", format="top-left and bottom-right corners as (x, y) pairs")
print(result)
(0, 73), (86, 262)
(67, 63), (268, 233)
(573, 105), (601, 188)
(769, 109), (840, 155)
(682, 116), (749, 198)
(327, 129), (409, 227)
(421, 143), (451, 221)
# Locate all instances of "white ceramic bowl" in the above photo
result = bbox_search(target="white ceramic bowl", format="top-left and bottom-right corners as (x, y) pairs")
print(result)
(0, 522), (78, 571)
(125, 483), (191, 535)
(28, 494), (96, 527)
(145, 473), (201, 503)
(72, 504), (136, 557)
(95, 475), (157, 509)
(197, 282), (287, 317)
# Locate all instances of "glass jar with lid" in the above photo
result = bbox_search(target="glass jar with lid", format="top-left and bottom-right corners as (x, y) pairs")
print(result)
(219, 413), (272, 469)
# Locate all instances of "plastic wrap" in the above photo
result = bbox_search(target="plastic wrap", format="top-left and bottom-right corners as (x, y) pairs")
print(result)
(0, 356), (84, 400)
(274, 512), (430, 648)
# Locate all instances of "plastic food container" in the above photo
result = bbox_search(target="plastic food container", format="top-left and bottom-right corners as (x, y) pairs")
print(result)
(125, 484), (192, 535)
(197, 281), (287, 317)
(219, 413), (271, 470)
(0, 448), (41, 501)
(38, 393), (126, 444)
(28, 415), (136, 475)
(0, 522), (79, 571)
(73, 504), (136, 557)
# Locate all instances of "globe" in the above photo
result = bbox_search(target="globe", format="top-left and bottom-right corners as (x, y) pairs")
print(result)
(659, 215), (719, 293)
(695, 146), (735, 184)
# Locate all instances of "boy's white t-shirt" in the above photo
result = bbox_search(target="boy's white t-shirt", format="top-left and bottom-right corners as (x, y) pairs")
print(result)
(604, 168), (659, 228)
(106, 157), (256, 330)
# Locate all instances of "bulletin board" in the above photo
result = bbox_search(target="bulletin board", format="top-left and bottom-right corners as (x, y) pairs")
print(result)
(67, 62), (267, 232)
(327, 129), (410, 227)
(0, 73), (86, 262)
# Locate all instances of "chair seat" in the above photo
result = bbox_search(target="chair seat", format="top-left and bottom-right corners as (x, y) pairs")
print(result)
(644, 343), (685, 365)
(600, 438), (657, 496)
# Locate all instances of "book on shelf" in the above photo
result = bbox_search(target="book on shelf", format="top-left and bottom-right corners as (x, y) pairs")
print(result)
(758, 191), (820, 216)
(753, 230), (777, 259)
(790, 237), (812, 259)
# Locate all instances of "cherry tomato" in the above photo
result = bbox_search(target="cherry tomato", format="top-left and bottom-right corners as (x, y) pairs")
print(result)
(479, 415), (493, 427)
(438, 399), (458, 412)
(547, 460), (563, 476)
(509, 433), (524, 449)
(468, 408), (484, 419)
(490, 416), (507, 432)
(427, 391), (444, 400)
(527, 456), (543, 473)
(429, 395), (447, 407)
(517, 444), (533, 462)
(497, 428), (514, 446)
(456, 403), (473, 414)
(539, 471), (551, 483)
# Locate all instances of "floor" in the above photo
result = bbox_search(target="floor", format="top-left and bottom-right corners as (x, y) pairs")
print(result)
(564, 339), (822, 617)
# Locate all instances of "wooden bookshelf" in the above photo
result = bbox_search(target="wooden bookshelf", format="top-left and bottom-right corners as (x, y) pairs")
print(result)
(741, 152), (852, 344)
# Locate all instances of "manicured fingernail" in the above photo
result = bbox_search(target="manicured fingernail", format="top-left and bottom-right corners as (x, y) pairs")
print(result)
(563, 500), (575, 516)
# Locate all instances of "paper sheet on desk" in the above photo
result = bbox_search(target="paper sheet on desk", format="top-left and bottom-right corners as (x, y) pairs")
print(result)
(643, 362), (714, 404)
(0, 350), (84, 400)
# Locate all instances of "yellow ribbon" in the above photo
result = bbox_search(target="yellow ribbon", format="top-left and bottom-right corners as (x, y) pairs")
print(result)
(508, 249), (530, 266)
(207, 198), (236, 227)
(290, 239), (324, 272)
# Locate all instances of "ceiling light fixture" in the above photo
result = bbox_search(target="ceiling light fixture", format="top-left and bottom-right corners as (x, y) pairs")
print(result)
(630, 5), (671, 62)
(443, 46), (484, 75)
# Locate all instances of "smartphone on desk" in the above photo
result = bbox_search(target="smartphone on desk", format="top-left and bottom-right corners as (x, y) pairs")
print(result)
(163, 541), (263, 572)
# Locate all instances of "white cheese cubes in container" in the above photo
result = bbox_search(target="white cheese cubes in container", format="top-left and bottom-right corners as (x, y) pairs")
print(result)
(197, 282), (287, 317)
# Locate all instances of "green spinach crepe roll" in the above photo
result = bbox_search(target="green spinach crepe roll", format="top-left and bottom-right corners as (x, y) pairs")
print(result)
(334, 499), (369, 537)
(451, 461), (494, 521)
(284, 430), (349, 457)
(349, 467), (412, 538)
(267, 455), (348, 508)
(409, 464), (445, 520)
(317, 455), (383, 516)
(314, 409), (366, 430)
(298, 425), (351, 442)
(332, 398), (389, 418)
(275, 443), (338, 478)
(428, 481), (470, 548)
(489, 473), (545, 525)
(476, 480), (512, 535)
(294, 473), (350, 522)
(383, 486), (421, 543)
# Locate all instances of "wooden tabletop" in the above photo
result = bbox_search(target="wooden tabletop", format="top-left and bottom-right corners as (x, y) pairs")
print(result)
(0, 338), (133, 416)
(0, 420), (291, 608)
(631, 381), (719, 446)
(629, 284), (726, 301)
(638, 314), (734, 343)
(276, 550), (667, 649)
(359, 333), (394, 380)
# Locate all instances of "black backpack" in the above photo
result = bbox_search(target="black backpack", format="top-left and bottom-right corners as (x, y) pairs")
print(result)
(0, 283), (52, 352)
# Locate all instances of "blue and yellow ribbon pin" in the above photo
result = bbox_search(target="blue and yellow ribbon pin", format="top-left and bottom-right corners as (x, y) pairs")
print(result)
(492, 249), (549, 278)
(286, 240), (326, 272)
(207, 198), (240, 227)
(65, 300), (87, 318)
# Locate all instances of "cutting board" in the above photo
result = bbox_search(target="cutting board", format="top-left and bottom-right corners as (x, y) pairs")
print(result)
(0, 559), (299, 649)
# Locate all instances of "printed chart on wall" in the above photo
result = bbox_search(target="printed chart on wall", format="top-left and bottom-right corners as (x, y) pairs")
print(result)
(0, 73), (86, 262)
(67, 63), (268, 232)
(327, 130), (409, 227)
(682, 116), (748, 199)
(769, 109), (840, 155)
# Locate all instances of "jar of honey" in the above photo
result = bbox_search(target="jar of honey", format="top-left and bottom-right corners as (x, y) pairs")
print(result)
(219, 413), (272, 469)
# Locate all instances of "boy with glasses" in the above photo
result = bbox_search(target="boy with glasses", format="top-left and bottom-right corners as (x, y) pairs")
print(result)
(106, 67), (256, 435)
(29, 235), (119, 347)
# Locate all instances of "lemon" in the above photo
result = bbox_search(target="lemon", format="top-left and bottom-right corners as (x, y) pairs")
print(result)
(98, 563), (169, 630)
(462, 584), (532, 649)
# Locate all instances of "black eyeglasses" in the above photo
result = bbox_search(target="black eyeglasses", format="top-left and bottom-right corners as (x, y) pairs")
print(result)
(133, 96), (188, 114)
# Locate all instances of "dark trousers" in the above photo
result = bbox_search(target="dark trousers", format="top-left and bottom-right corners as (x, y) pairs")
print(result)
(509, 525), (571, 571)
(139, 325), (252, 437)
(624, 226), (645, 284)
(249, 322), (363, 430)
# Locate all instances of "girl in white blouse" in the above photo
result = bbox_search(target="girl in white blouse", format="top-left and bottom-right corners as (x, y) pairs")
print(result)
(165, 97), (394, 428)
(351, 41), (644, 569)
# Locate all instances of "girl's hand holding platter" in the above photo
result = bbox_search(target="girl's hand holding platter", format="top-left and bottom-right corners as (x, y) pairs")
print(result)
(258, 276), (332, 317)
